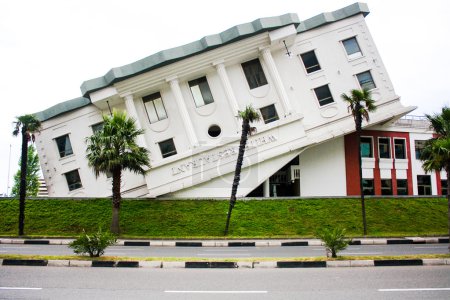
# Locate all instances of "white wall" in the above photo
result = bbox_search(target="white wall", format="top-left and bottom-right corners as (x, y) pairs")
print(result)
(299, 136), (347, 196)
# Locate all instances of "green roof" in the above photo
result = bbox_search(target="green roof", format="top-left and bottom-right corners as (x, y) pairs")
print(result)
(38, 2), (370, 121)
(80, 13), (300, 97)
(35, 97), (91, 122)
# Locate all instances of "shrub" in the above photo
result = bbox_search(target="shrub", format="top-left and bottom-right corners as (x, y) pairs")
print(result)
(68, 228), (117, 257)
(316, 227), (350, 258)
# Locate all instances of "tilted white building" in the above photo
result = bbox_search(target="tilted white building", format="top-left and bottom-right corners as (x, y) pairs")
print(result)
(34, 3), (444, 198)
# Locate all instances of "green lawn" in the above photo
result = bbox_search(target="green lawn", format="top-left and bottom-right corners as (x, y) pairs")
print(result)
(0, 198), (446, 238)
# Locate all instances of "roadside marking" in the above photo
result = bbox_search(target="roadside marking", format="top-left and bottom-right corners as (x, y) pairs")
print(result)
(379, 288), (450, 292)
(0, 287), (42, 290)
(196, 253), (251, 256)
(414, 246), (448, 249)
(165, 290), (267, 294)
(343, 252), (382, 255)
(202, 249), (250, 252)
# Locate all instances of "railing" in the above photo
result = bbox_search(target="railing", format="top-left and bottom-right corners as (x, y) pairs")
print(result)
(289, 165), (300, 182)
(393, 115), (430, 129)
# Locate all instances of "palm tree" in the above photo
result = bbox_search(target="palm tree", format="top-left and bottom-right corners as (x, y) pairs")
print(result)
(224, 105), (261, 235)
(420, 107), (450, 251)
(86, 110), (150, 235)
(341, 89), (376, 236)
(12, 114), (42, 236)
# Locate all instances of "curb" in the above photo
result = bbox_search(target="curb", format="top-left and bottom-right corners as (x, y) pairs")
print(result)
(1, 237), (448, 247)
(1, 259), (449, 269)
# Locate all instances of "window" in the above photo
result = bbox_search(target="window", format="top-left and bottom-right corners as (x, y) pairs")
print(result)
(362, 179), (374, 195)
(208, 125), (221, 138)
(242, 58), (268, 89)
(356, 71), (376, 90)
(260, 104), (279, 124)
(381, 179), (392, 195)
(360, 137), (373, 158)
(415, 140), (426, 159)
(441, 180), (447, 196)
(65, 170), (82, 191)
(143, 92), (168, 123)
(189, 77), (214, 107)
(55, 134), (73, 158)
(378, 137), (391, 159)
(394, 139), (406, 159)
(159, 139), (177, 158)
(397, 179), (408, 195)
(300, 50), (321, 74)
(417, 175), (432, 195)
(342, 37), (362, 59)
(91, 122), (104, 133)
(314, 85), (334, 106)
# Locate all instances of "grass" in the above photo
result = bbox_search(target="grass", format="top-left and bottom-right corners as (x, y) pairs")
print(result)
(0, 197), (447, 238)
(1, 253), (449, 262)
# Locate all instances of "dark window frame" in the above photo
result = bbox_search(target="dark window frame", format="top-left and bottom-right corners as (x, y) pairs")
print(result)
(143, 92), (168, 123)
(242, 58), (268, 89)
(260, 104), (279, 124)
(394, 138), (406, 159)
(159, 138), (177, 159)
(55, 134), (73, 158)
(64, 169), (82, 191)
(362, 179), (374, 195)
(356, 70), (376, 90)
(188, 77), (214, 107)
(360, 136), (373, 158)
(342, 36), (363, 58)
(313, 85), (334, 106)
(417, 175), (432, 195)
(415, 140), (426, 160)
(378, 137), (391, 159)
(300, 50), (321, 74)
(381, 179), (393, 195)
(397, 179), (408, 195)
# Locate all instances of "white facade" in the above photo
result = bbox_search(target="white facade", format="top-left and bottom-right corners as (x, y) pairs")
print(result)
(34, 3), (419, 198)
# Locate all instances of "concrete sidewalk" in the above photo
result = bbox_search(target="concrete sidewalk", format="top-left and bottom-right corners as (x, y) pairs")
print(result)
(0, 236), (448, 247)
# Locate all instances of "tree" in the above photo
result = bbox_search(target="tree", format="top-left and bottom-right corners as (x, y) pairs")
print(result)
(420, 107), (450, 251)
(341, 89), (376, 236)
(11, 145), (40, 198)
(316, 227), (350, 258)
(12, 114), (42, 236)
(85, 110), (150, 235)
(224, 105), (261, 235)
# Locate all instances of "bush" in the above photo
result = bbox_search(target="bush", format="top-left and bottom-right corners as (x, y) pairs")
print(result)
(316, 227), (350, 258)
(68, 228), (117, 257)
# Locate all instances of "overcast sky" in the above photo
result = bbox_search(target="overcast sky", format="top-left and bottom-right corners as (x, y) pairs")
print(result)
(1, 0), (449, 195)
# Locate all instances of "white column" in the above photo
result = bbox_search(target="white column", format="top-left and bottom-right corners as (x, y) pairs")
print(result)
(124, 94), (147, 148)
(260, 47), (293, 115)
(264, 179), (270, 197)
(213, 61), (240, 116)
(167, 77), (198, 147)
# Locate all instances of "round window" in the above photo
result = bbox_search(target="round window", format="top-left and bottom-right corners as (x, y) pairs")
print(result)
(208, 125), (221, 138)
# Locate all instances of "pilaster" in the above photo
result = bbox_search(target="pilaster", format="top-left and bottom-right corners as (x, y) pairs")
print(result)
(166, 77), (199, 147)
(123, 93), (147, 148)
(260, 47), (293, 115)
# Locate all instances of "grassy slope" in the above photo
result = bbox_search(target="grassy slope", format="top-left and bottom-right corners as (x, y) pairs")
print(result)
(0, 198), (446, 238)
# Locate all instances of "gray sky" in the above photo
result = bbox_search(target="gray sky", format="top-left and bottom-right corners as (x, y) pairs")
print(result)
(1, 0), (449, 195)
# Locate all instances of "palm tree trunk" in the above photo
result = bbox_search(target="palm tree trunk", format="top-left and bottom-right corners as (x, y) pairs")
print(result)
(446, 166), (450, 252)
(355, 103), (367, 236)
(225, 120), (250, 235)
(358, 133), (368, 236)
(110, 169), (122, 235)
(18, 131), (28, 236)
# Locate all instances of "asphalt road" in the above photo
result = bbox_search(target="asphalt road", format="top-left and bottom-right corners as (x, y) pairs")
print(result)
(1, 266), (449, 299)
(1, 243), (449, 258)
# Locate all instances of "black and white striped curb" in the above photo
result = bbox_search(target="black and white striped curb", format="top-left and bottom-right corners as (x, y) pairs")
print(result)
(0, 237), (448, 247)
(1, 258), (450, 268)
